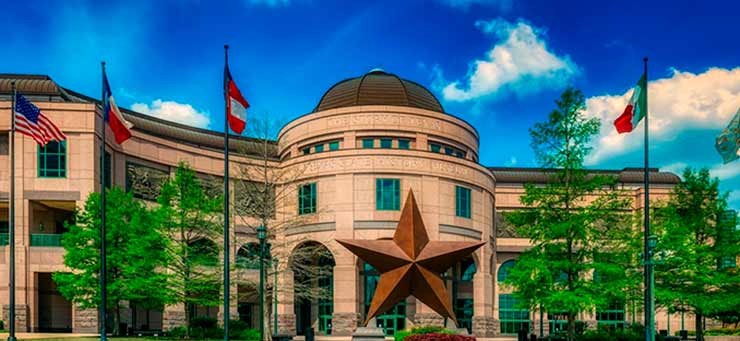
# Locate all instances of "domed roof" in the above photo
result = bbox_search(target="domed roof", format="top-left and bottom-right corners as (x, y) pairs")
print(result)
(314, 69), (444, 113)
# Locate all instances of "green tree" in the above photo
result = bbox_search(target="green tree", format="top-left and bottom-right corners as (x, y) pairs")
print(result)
(654, 168), (740, 341)
(156, 162), (223, 335)
(504, 87), (636, 341)
(53, 187), (171, 335)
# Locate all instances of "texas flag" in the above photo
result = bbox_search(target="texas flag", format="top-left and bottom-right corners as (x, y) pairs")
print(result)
(103, 72), (133, 144)
(224, 64), (249, 134)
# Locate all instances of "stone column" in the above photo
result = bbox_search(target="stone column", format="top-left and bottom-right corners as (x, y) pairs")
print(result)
(163, 303), (186, 331)
(72, 305), (98, 333)
(331, 261), (359, 335)
(276, 266), (295, 335)
(472, 246), (495, 337)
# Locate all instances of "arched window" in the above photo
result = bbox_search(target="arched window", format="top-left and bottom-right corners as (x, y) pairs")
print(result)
(237, 243), (261, 269)
(497, 260), (516, 283)
(188, 238), (219, 267)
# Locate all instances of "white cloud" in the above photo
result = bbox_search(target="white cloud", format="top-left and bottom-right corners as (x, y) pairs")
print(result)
(710, 162), (740, 181)
(505, 156), (518, 166)
(438, 19), (579, 102)
(244, 0), (290, 7)
(585, 67), (740, 165)
(132, 99), (211, 129)
(437, 0), (513, 11)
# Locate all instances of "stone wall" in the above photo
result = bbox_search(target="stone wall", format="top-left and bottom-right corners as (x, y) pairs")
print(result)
(332, 312), (360, 336)
(2, 305), (28, 332)
(162, 308), (186, 331)
(277, 314), (296, 336)
(413, 313), (444, 327)
(472, 316), (496, 337)
(73, 306), (98, 333)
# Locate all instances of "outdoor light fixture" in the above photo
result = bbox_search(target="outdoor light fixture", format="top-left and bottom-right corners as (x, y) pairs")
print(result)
(257, 225), (266, 241)
(647, 235), (657, 250)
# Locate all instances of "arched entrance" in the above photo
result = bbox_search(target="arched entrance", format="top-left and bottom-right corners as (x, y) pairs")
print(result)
(291, 241), (335, 336)
(361, 261), (407, 336)
(236, 242), (261, 328)
(497, 259), (530, 335)
(452, 256), (476, 333)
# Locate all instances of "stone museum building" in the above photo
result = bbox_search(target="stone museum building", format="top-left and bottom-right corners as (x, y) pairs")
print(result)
(0, 71), (688, 337)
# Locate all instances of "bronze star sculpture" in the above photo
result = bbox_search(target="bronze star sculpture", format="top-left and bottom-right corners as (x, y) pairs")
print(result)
(337, 190), (485, 326)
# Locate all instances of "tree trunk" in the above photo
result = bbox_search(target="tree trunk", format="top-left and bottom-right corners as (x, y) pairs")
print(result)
(695, 310), (704, 341)
(567, 313), (576, 341)
(184, 304), (191, 339)
(113, 304), (121, 336)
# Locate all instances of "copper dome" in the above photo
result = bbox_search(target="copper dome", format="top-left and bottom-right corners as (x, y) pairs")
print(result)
(314, 69), (444, 113)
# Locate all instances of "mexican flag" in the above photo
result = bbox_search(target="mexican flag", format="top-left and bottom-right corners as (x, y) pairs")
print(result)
(614, 74), (647, 134)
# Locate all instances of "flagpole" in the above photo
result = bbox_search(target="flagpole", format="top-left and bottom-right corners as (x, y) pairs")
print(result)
(642, 57), (654, 341)
(100, 61), (108, 341)
(223, 44), (231, 341)
(8, 82), (17, 341)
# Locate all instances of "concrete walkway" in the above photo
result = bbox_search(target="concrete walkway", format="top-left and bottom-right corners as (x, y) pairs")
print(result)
(0, 333), (98, 340)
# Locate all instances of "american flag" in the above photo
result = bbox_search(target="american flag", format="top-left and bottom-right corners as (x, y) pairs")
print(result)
(14, 93), (66, 145)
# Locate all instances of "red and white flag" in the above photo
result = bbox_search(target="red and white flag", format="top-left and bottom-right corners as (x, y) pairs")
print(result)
(103, 72), (133, 144)
(224, 64), (249, 134)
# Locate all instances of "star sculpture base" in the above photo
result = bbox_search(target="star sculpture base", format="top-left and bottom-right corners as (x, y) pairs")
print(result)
(337, 189), (485, 327)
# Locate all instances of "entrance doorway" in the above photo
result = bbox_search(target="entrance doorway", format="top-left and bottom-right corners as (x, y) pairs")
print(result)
(37, 273), (72, 332)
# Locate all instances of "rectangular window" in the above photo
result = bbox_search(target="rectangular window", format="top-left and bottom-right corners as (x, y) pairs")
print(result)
(398, 139), (410, 150)
(0, 221), (8, 246)
(103, 150), (112, 189)
(302, 147), (311, 155)
(444, 147), (455, 155)
(380, 138), (392, 149)
(376, 179), (400, 211)
(38, 141), (66, 178)
(429, 143), (441, 153)
(499, 294), (530, 335)
(329, 141), (340, 151)
(0, 135), (8, 155)
(455, 151), (465, 158)
(362, 138), (375, 149)
(456, 186), (471, 218)
(315, 144), (324, 153)
(298, 183), (317, 215)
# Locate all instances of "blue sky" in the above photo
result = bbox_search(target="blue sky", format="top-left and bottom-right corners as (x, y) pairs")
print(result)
(2, 0), (739, 209)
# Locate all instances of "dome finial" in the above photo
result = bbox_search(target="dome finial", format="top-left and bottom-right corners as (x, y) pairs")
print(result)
(368, 66), (386, 74)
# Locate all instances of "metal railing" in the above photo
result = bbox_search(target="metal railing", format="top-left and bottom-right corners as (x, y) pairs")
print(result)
(30, 234), (63, 247)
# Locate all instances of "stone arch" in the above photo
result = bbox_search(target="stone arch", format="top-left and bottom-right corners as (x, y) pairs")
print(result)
(290, 241), (336, 336)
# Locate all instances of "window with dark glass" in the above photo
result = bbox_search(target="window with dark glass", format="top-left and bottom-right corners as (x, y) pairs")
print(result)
(38, 141), (66, 178)
(398, 139), (410, 150)
(456, 186), (471, 218)
(429, 143), (441, 153)
(376, 179), (400, 210)
(444, 147), (455, 155)
(315, 144), (324, 153)
(329, 141), (340, 151)
(302, 147), (311, 155)
(380, 138), (392, 149)
(362, 138), (374, 149)
(298, 183), (317, 215)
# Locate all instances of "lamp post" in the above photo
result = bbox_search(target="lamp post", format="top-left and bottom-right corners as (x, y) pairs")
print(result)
(257, 226), (267, 341)
(646, 235), (657, 341)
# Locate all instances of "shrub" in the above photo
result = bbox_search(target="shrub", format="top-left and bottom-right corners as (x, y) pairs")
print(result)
(405, 333), (475, 341)
(705, 328), (740, 336)
(394, 326), (457, 341)
(189, 316), (222, 339)
(238, 328), (262, 341)
(165, 326), (187, 338)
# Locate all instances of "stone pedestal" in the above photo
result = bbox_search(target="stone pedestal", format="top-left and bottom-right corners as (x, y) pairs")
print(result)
(472, 316), (497, 337)
(277, 313), (296, 336)
(413, 313), (444, 327)
(352, 318), (385, 341)
(73, 306), (98, 333)
(162, 306), (186, 331)
(332, 312), (360, 336)
(2, 305), (28, 332)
